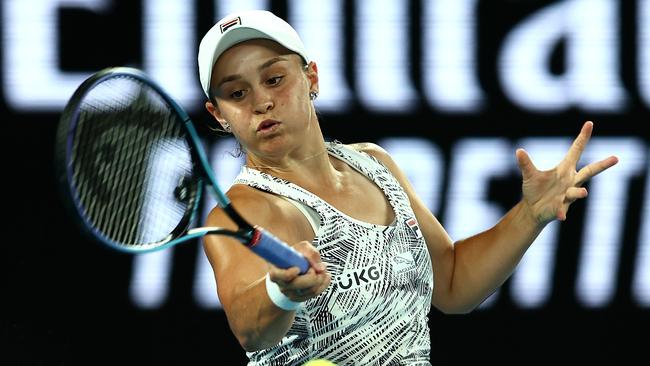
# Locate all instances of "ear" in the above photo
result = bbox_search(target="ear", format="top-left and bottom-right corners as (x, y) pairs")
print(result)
(205, 100), (229, 130)
(305, 61), (319, 94)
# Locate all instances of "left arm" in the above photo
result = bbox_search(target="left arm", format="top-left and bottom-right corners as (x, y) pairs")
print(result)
(359, 121), (619, 314)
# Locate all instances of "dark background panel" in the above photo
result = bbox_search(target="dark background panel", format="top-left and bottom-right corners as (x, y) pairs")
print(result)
(4, 0), (649, 365)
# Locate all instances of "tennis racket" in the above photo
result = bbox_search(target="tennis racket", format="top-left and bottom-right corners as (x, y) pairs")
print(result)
(55, 66), (309, 273)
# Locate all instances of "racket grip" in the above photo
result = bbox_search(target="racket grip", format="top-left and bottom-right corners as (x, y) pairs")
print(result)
(248, 227), (310, 274)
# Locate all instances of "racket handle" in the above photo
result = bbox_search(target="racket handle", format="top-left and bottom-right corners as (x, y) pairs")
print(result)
(248, 227), (310, 274)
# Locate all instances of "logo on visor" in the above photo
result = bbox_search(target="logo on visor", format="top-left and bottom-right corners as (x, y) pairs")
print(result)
(220, 17), (241, 33)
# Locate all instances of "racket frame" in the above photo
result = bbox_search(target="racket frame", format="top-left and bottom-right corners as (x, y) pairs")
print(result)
(56, 67), (309, 273)
(56, 67), (253, 253)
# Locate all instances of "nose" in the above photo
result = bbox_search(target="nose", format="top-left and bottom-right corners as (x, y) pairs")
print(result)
(253, 89), (274, 114)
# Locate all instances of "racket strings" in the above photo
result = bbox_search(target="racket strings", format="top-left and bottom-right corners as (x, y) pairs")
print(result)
(70, 76), (195, 246)
(74, 97), (152, 245)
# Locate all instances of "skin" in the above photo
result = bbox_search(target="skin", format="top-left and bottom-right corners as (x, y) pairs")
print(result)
(202, 39), (619, 352)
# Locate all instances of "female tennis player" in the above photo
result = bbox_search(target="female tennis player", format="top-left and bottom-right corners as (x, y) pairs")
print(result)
(198, 10), (618, 365)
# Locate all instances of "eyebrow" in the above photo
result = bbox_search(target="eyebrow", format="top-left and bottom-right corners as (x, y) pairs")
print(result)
(215, 56), (290, 88)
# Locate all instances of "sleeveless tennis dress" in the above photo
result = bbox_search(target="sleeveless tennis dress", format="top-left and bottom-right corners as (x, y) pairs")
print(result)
(236, 142), (434, 366)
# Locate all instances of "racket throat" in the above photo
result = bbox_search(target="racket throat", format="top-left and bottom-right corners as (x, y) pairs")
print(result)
(247, 228), (264, 248)
(223, 204), (254, 230)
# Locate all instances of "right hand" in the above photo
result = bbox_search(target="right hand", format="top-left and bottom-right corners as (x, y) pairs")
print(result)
(268, 241), (331, 302)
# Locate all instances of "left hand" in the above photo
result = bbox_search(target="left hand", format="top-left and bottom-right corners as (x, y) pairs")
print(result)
(516, 121), (619, 226)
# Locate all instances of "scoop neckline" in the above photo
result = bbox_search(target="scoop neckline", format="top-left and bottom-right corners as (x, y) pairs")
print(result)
(241, 142), (399, 229)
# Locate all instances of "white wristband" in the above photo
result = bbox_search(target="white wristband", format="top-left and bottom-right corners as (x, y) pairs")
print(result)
(265, 273), (300, 311)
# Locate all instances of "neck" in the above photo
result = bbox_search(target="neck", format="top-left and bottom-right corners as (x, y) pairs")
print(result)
(245, 139), (346, 192)
(245, 143), (329, 175)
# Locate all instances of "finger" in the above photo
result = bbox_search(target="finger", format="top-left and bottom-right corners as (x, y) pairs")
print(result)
(295, 273), (331, 300)
(286, 268), (327, 290)
(565, 121), (593, 166)
(286, 271), (331, 301)
(316, 272), (332, 294)
(293, 288), (305, 298)
(293, 241), (327, 273)
(269, 266), (302, 286)
(574, 155), (619, 186)
(275, 268), (316, 294)
(516, 148), (537, 181)
(564, 187), (588, 203)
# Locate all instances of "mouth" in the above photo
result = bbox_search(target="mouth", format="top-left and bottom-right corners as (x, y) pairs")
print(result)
(256, 119), (281, 132)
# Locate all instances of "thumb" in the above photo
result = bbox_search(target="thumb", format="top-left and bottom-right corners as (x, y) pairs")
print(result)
(516, 148), (536, 181)
(293, 241), (327, 273)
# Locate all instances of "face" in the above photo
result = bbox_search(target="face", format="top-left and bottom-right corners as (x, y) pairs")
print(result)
(205, 39), (318, 158)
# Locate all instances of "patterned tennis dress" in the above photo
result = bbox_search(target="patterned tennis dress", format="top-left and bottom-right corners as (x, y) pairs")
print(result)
(236, 142), (434, 366)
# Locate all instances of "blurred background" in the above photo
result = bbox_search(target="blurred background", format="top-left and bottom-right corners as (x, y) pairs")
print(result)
(4, 0), (649, 364)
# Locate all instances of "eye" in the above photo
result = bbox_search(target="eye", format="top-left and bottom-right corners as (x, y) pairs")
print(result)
(230, 89), (246, 99)
(266, 76), (284, 86)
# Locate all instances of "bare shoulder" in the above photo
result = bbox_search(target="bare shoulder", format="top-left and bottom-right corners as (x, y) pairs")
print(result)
(206, 183), (314, 244)
(206, 184), (276, 227)
(347, 142), (397, 168)
(346, 142), (414, 197)
(228, 184), (274, 212)
(347, 141), (386, 154)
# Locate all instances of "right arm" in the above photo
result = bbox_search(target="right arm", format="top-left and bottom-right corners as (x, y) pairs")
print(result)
(202, 186), (330, 352)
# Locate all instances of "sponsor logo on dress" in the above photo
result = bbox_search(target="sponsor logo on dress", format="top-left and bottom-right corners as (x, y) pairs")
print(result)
(393, 251), (416, 275)
(336, 264), (381, 291)
(405, 217), (423, 239)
